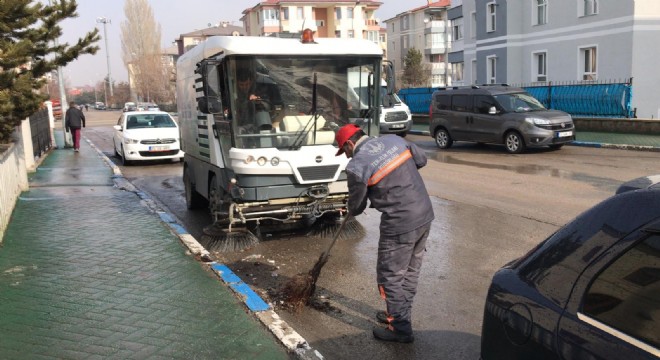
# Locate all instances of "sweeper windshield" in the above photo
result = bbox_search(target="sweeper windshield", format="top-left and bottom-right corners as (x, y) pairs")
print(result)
(226, 56), (381, 150)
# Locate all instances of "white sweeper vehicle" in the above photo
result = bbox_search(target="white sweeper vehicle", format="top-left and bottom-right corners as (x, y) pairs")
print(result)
(176, 30), (396, 251)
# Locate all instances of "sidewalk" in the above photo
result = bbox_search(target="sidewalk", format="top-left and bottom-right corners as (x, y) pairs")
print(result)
(409, 121), (660, 151)
(0, 134), (294, 359)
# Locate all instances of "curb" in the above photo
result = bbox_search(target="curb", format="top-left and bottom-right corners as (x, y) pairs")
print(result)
(84, 137), (323, 360)
(409, 130), (660, 152)
(568, 141), (660, 152)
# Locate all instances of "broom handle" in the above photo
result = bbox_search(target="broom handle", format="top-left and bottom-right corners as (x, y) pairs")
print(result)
(318, 214), (353, 263)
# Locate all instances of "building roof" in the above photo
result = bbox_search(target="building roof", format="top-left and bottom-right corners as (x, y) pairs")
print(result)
(384, 0), (450, 22)
(177, 24), (245, 39)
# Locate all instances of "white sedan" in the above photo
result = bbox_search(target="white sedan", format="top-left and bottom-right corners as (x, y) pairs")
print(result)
(113, 111), (184, 165)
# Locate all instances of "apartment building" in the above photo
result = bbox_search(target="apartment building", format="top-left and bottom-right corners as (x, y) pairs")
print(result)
(383, 0), (451, 88)
(454, 0), (660, 118)
(240, 0), (383, 45)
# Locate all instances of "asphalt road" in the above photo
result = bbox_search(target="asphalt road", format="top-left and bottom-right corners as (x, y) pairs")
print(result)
(75, 109), (660, 359)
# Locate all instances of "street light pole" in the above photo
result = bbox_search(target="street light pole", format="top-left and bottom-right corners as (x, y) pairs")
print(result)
(96, 17), (114, 102)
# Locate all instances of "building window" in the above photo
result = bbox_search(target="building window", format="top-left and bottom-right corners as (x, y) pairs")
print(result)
(580, 0), (599, 17)
(335, 7), (342, 20)
(391, 40), (395, 51)
(487, 56), (497, 84)
(348, 30), (354, 38)
(451, 62), (464, 82)
(379, 33), (385, 43)
(533, 51), (547, 82)
(471, 12), (476, 38)
(282, 7), (289, 20)
(263, 9), (279, 20)
(535, 0), (548, 25)
(452, 17), (464, 41)
(347, 7), (354, 19)
(335, 30), (341, 38)
(297, 7), (303, 20)
(487, 2), (496, 32)
(367, 31), (378, 43)
(402, 35), (408, 49)
(427, 33), (444, 48)
(471, 59), (477, 84)
(580, 46), (597, 80)
(403, 15), (409, 30)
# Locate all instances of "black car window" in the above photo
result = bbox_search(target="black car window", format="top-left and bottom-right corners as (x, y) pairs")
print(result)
(452, 95), (471, 112)
(474, 95), (497, 114)
(582, 234), (660, 348)
(435, 94), (451, 110)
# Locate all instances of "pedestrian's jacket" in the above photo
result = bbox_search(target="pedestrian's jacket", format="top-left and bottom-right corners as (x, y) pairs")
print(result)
(65, 107), (86, 131)
(346, 135), (434, 236)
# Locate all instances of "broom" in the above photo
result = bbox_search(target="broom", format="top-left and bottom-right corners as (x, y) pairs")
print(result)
(281, 215), (353, 310)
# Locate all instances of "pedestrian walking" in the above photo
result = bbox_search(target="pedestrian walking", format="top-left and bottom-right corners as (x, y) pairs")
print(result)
(335, 124), (434, 343)
(65, 101), (86, 152)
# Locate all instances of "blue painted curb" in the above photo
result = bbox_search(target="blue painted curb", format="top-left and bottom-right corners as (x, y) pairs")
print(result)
(211, 263), (271, 312)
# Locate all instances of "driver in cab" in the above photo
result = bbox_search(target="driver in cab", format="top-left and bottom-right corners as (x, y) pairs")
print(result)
(235, 66), (284, 132)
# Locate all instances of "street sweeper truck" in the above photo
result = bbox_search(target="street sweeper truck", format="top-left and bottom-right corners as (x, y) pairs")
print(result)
(176, 30), (395, 250)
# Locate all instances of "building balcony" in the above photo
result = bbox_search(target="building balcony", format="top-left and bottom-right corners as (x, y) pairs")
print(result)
(425, 20), (446, 33)
(430, 62), (447, 75)
(425, 44), (448, 55)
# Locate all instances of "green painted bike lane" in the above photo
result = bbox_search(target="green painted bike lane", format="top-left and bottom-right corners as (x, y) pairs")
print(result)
(0, 139), (291, 359)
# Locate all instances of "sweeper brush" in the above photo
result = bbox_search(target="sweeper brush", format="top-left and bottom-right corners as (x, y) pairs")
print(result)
(281, 215), (353, 310)
(306, 215), (366, 241)
(201, 223), (260, 252)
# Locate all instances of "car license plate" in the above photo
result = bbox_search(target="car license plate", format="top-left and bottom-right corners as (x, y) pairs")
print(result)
(557, 131), (573, 138)
(149, 145), (169, 151)
(391, 124), (405, 129)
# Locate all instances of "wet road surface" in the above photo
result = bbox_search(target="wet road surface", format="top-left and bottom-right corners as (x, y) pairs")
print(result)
(78, 111), (660, 359)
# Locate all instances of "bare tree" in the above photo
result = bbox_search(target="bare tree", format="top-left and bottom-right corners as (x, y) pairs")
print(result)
(120, 0), (170, 104)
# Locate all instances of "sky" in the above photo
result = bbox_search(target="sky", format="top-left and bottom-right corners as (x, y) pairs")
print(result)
(55, 0), (431, 88)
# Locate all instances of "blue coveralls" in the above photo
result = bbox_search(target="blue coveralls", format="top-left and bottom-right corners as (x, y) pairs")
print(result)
(346, 134), (434, 335)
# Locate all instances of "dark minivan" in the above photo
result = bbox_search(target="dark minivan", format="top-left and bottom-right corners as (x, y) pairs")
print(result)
(429, 85), (574, 153)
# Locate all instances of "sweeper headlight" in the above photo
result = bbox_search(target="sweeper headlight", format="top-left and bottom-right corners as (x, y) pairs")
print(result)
(270, 157), (280, 166)
(244, 155), (254, 164)
(257, 156), (268, 166)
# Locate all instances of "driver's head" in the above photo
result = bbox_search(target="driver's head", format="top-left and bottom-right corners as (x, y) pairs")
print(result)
(237, 67), (252, 94)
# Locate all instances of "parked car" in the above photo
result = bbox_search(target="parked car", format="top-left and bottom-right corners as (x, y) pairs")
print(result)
(112, 111), (184, 165)
(123, 102), (137, 112)
(429, 85), (575, 153)
(481, 175), (660, 359)
(94, 101), (106, 110)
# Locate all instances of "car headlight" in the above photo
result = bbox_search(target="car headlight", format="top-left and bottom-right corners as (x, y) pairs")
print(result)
(526, 118), (551, 126)
(124, 138), (140, 144)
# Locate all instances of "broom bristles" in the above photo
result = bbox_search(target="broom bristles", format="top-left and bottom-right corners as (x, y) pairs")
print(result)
(281, 251), (329, 311)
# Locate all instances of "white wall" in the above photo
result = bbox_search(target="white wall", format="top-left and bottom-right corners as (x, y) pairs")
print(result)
(0, 126), (30, 242)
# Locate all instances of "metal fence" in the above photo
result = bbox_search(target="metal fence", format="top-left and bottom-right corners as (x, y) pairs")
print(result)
(397, 87), (436, 115)
(516, 78), (634, 118)
(29, 107), (52, 158)
(397, 78), (634, 118)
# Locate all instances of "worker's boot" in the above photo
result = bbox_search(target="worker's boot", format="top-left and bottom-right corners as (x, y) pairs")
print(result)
(372, 325), (414, 343)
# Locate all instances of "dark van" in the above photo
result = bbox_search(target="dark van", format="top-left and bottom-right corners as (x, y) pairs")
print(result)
(429, 85), (574, 153)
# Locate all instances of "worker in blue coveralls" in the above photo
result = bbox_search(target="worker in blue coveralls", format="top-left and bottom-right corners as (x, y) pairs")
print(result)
(335, 124), (434, 343)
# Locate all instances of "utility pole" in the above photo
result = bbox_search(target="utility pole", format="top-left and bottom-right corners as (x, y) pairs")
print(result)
(97, 17), (113, 102)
